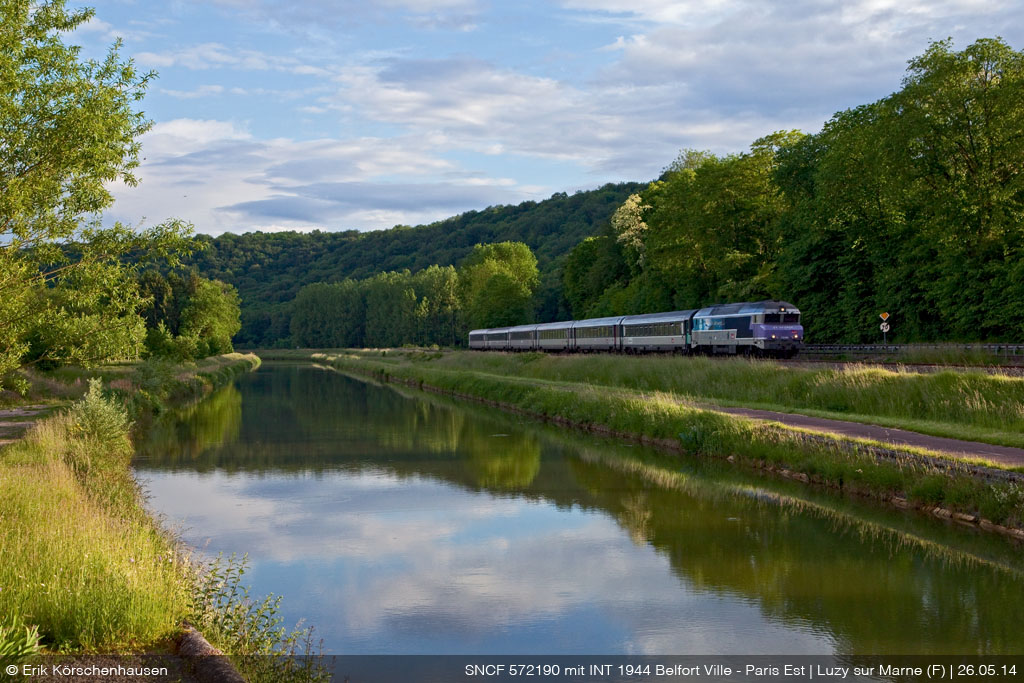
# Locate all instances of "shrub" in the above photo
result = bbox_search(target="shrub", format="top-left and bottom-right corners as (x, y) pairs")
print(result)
(67, 378), (131, 442)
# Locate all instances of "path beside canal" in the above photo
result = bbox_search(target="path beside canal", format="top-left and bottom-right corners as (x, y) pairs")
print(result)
(0, 405), (54, 447)
(710, 405), (1024, 468)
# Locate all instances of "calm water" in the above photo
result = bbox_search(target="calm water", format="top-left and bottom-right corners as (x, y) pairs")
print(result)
(135, 363), (1024, 655)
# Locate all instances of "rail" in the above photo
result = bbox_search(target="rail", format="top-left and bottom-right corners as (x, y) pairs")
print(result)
(802, 343), (1024, 358)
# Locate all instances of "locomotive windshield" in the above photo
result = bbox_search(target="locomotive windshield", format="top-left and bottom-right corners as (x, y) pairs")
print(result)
(764, 313), (801, 323)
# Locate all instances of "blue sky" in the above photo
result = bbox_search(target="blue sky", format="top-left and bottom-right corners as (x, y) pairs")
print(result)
(71, 0), (1023, 235)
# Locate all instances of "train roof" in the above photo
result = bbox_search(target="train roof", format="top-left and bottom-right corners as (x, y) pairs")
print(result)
(620, 310), (698, 324)
(535, 320), (574, 330)
(507, 324), (538, 333)
(694, 300), (800, 317)
(572, 315), (625, 328)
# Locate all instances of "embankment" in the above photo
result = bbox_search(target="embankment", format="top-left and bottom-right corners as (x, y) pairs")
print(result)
(0, 354), (260, 659)
(278, 349), (1024, 539)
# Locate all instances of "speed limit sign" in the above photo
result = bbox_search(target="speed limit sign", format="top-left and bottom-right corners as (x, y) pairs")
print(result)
(880, 322), (890, 333)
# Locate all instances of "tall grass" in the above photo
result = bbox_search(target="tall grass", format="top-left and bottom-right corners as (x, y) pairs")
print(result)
(0, 354), (266, 654)
(356, 351), (1024, 447)
(0, 394), (191, 650)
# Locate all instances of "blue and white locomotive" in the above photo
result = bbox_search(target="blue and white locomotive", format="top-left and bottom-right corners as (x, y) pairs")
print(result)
(468, 300), (803, 357)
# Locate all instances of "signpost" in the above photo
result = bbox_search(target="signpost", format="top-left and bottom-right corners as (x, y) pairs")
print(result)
(879, 313), (890, 344)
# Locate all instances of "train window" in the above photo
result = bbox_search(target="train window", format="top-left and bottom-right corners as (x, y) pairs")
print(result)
(763, 314), (781, 323)
(718, 316), (753, 337)
(783, 313), (800, 323)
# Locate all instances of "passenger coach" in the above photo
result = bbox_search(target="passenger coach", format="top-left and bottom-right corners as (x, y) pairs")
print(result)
(468, 300), (803, 357)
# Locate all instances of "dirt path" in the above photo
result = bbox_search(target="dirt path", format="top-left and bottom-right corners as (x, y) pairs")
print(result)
(712, 405), (1024, 468)
(0, 404), (53, 447)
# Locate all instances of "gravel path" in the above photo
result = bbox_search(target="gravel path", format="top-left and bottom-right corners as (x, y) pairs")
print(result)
(0, 404), (53, 447)
(713, 405), (1024, 468)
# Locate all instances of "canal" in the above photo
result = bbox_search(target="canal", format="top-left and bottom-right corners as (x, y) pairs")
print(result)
(135, 363), (1024, 655)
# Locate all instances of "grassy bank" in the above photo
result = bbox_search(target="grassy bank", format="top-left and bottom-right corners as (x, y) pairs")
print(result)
(290, 350), (1024, 534)
(273, 349), (1024, 449)
(0, 354), (260, 659)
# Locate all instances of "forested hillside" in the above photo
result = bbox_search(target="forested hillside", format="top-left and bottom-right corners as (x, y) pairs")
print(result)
(564, 38), (1024, 343)
(192, 38), (1024, 348)
(188, 182), (643, 346)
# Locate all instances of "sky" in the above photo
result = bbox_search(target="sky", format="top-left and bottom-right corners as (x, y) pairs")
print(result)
(70, 0), (1023, 236)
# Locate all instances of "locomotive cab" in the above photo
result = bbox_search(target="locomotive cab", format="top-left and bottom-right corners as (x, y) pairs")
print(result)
(692, 301), (803, 356)
(751, 303), (803, 356)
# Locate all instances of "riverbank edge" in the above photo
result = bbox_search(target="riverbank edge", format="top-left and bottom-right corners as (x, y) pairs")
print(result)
(296, 351), (1024, 540)
(0, 354), (260, 663)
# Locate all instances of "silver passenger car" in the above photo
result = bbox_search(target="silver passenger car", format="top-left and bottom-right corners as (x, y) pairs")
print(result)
(571, 316), (624, 352)
(535, 321), (573, 351)
(468, 329), (487, 350)
(619, 310), (697, 353)
(507, 324), (539, 351)
(484, 328), (510, 350)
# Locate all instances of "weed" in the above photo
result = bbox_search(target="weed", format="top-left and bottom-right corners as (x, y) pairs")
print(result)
(909, 475), (948, 506)
(190, 554), (327, 683)
(0, 618), (41, 671)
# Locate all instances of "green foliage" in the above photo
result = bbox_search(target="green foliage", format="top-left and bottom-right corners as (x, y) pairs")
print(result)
(0, 1), (204, 376)
(774, 39), (1024, 341)
(67, 377), (131, 443)
(179, 279), (242, 357)
(0, 0), (152, 241)
(288, 243), (540, 348)
(290, 265), (459, 348)
(185, 183), (643, 346)
(564, 37), (1024, 343)
(139, 271), (241, 360)
(291, 280), (366, 348)
(191, 554), (326, 682)
(459, 241), (540, 329)
(0, 619), (41, 671)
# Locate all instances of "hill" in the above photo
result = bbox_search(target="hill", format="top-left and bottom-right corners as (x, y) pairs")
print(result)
(187, 182), (645, 346)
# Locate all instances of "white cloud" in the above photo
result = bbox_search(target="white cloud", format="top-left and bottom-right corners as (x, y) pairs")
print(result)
(94, 0), (1024, 235)
(136, 42), (331, 76)
(107, 117), (531, 233)
(160, 84), (226, 99)
(200, 0), (483, 32)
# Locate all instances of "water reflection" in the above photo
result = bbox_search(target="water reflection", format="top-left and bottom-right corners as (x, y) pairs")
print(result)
(135, 364), (1024, 655)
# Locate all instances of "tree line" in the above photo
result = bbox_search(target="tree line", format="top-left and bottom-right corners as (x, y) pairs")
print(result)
(185, 183), (642, 347)
(290, 243), (539, 348)
(565, 38), (1024, 343)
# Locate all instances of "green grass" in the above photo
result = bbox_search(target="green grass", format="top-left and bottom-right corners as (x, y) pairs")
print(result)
(0, 397), (190, 651)
(318, 350), (1024, 449)
(300, 350), (1024, 530)
(0, 353), (264, 655)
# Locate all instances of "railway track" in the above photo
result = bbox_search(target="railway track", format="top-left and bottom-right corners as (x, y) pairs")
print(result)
(778, 358), (1024, 376)
(790, 343), (1024, 374)
(802, 342), (1024, 358)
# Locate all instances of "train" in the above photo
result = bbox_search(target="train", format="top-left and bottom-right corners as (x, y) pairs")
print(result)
(468, 300), (804, 357)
